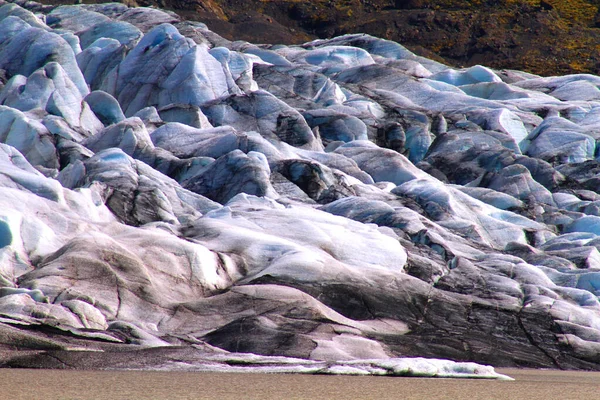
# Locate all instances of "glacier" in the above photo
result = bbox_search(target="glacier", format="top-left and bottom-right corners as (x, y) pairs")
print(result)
(2, 0), (600, 376)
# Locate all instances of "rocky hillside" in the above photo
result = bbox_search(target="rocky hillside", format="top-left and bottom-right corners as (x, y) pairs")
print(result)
(44, 0), (600, 76)
(3, 0), (600, 373)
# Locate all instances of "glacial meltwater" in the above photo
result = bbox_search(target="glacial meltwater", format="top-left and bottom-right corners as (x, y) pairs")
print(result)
(1, 369), (599, 400)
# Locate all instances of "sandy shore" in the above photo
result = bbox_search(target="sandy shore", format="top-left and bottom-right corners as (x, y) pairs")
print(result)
(1, 367), (599, 400)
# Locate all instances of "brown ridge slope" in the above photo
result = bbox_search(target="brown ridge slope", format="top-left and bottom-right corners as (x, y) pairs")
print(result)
(43, 1), (600, 80)
(128, 0), (600, 76)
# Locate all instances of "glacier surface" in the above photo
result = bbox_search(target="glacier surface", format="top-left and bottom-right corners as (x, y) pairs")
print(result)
(2, 0), (600, 375)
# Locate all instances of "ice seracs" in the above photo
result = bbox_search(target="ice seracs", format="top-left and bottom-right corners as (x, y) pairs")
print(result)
(4, 0), (600, 375)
